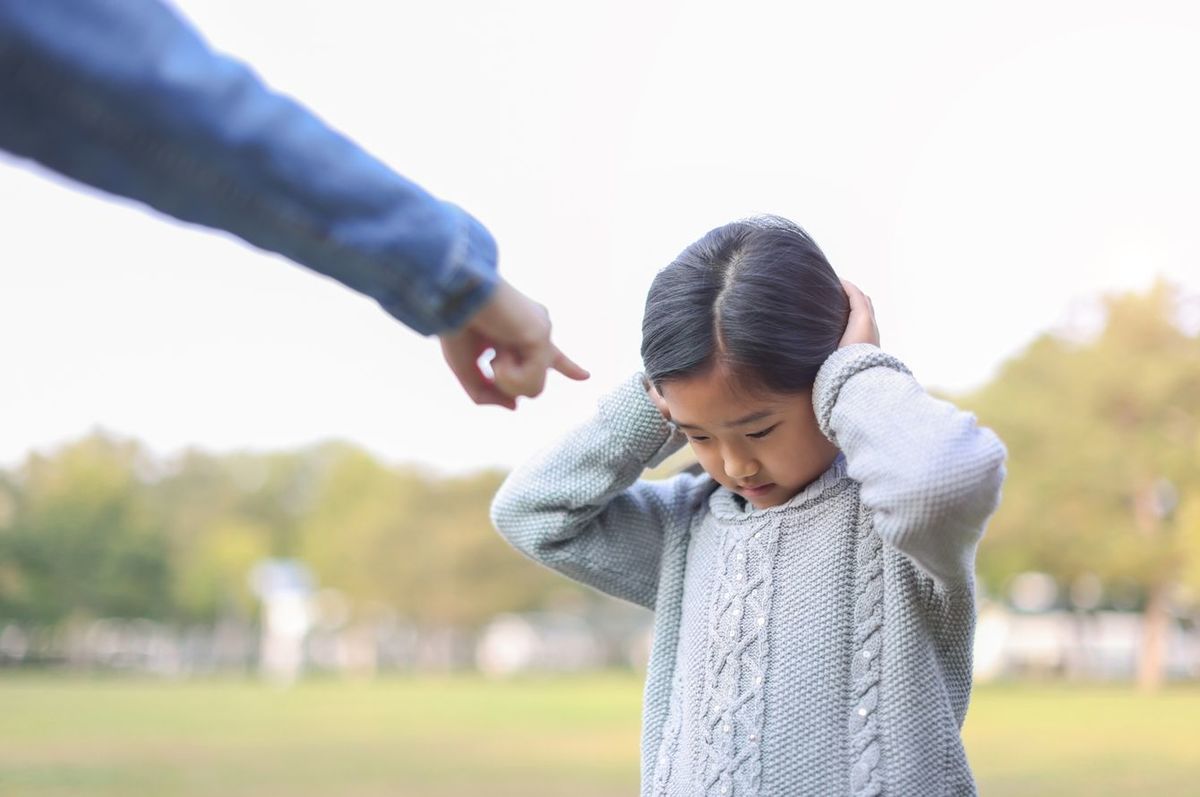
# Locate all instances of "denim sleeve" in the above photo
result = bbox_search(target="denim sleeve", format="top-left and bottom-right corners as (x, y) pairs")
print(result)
(0, 0), (497, 335)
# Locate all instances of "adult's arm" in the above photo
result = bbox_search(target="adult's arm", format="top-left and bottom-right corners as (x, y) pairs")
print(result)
(0, 0), (495, 335)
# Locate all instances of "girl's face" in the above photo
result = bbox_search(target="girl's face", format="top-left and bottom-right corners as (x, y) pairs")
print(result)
(659, 363), (840, 510)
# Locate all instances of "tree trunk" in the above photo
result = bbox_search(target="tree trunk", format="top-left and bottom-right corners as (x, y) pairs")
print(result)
(1136, 579), (1172, 692)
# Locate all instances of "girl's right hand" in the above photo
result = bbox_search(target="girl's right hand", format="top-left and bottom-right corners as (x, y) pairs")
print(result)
(839, 279), (881, 348)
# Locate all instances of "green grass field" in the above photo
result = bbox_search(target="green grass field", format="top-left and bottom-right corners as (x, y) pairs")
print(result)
(1, 675), (1197, 796)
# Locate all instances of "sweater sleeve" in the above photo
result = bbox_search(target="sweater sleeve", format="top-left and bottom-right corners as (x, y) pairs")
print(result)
(490, 374), (701, 610)
(813, 344), (1006, 589)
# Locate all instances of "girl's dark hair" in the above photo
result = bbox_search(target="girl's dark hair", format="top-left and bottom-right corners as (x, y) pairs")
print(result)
(641, 215), (848, 395)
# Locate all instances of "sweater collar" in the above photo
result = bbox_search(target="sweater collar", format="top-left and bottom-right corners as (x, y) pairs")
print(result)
(706, 453), (848, 521)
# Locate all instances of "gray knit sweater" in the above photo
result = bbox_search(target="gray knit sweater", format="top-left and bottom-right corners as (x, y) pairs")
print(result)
(490, 344), (1006, 797)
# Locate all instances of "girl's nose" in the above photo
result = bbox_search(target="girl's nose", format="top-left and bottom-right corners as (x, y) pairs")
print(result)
(724, 456), (759, 481)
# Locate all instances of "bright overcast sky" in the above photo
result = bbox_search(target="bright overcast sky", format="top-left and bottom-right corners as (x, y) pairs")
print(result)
(2, 0), (1198, 473)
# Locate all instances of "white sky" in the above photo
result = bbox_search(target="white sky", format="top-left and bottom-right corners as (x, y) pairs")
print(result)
(2, 0), (1198, 473)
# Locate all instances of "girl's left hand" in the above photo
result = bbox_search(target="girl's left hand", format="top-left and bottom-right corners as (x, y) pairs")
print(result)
(839, 279), (880, 348)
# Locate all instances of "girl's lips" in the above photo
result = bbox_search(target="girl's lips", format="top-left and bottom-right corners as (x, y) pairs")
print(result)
(739, 482), (776, 497)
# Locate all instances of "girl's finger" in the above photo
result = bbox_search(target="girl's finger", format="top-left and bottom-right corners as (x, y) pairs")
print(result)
(841, 279), (868, 312)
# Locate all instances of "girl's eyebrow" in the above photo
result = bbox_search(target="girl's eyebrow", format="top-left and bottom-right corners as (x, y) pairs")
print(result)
(727, 409), (776, 428)
(674, 410), (776, 431)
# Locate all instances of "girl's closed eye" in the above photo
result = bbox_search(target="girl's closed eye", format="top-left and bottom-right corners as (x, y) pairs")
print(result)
(747, 423), (780, 439)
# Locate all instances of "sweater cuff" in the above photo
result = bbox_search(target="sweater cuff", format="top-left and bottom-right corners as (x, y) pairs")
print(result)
(813, 344), (912, 444)
(597, 373), (689, 468)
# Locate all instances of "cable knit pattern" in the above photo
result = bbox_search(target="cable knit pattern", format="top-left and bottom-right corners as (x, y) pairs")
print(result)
(651, 668), (688, 795)
(849, 510), (885, 796)
(491, 346), (1006, 796)
(698, 513), (777, 796)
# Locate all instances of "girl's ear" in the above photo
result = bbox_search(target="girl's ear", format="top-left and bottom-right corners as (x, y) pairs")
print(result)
(643, 378), (673, 423)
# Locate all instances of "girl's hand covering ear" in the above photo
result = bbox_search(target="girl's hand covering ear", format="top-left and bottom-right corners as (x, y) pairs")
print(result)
(838, 279), (881, 348)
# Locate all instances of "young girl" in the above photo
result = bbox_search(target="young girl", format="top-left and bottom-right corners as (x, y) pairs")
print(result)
(491, 216), (1006, 797)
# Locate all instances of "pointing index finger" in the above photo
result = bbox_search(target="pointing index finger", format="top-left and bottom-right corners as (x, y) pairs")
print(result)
(552, 347), (590, 381)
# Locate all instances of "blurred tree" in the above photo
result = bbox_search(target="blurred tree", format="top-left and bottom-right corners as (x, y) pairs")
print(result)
(961, 280), (1200, 690)
(0, 435), (170, 622)
(297, 445), (572, 629)
(0, 435), (589, 630)
(153, 448), (313, 621)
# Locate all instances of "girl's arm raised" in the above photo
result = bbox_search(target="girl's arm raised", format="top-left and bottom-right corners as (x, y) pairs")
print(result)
(490, 374), (702, 609)
(813, 343), (1007, 589)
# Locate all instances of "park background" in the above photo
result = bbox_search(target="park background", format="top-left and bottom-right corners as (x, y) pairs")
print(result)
(2, 0), (1198, 795)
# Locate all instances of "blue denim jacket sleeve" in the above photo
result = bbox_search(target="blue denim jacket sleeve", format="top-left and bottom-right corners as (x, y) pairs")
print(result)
(0, 0), (497, 335)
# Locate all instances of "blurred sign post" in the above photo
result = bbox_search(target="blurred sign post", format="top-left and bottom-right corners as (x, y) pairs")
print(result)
(249, 559), (315, 685)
